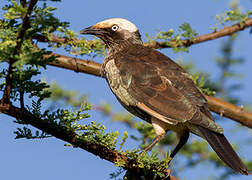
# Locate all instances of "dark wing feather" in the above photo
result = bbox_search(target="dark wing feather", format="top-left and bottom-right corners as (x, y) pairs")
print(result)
(114, 45), (222, 132)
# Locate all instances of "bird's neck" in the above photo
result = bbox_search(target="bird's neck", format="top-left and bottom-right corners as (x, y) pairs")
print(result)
(107, 36), (143, 55)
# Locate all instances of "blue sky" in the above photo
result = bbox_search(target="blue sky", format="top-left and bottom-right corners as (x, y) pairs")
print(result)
(0, 0), (252, 180)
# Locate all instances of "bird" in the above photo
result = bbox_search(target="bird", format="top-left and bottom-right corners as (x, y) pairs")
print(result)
(80, 18), (250, 175)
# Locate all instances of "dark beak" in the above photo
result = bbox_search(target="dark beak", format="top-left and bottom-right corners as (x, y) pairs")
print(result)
(80, 26), (106, 36)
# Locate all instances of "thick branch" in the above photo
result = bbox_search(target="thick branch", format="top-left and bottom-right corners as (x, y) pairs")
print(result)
(206, 96), (252, 128)
(0, 104), (177, 180)
(45, 53), (102, 77)
(46, 53), (252, 129)
(33, 18), (252, 49)
(0, 104), (125, 163)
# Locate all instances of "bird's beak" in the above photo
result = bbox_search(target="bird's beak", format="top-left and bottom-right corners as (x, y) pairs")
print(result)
(80, 26), (106, 36)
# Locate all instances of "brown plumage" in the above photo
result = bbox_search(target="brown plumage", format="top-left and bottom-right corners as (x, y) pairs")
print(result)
(80, 18), (250, 175)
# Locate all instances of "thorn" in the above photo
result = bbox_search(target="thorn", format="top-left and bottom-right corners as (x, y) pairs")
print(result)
(240, 105), (244, 111)
(220, 109), (224, 117)
(74, 57), (80, 73)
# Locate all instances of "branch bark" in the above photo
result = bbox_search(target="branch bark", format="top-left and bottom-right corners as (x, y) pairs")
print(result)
(33, 18), (252, 49)
(46, 53), (252, 129)
(206, 96), (252, 128)
(45, 53), (102, 77)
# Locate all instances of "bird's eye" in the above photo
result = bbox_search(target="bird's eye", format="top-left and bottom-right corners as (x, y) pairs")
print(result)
(111, 24), (119, 31)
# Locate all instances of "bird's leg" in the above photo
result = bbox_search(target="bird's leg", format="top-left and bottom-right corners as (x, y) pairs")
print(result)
(168, 130), (189, 164)
(140, 118), (166, 155)
(143, 134), (165, 152)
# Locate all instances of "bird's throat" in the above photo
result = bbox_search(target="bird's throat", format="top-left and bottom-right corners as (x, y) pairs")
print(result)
(107, 38), (143, 54)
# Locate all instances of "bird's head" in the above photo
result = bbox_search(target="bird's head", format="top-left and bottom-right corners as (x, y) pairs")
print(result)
(80, 18), (142, 48)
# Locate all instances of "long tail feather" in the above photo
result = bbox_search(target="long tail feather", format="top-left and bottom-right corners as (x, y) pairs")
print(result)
(197, 126), (250, 175)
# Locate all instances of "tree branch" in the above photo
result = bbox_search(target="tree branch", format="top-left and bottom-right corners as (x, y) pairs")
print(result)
(20, 0), (27, 8)
(16, 0), (38, 51)
(45, 53), (252, 129)
(33, 18), (252, 49)
(145, 18), (252, 49)
(1, 0), (38, 105)
(45, 53), (102, 77)
(206, 96), (252, 128)
(0, 103), (178, 180)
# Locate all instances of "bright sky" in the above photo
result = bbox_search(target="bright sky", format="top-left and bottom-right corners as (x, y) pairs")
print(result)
(0, 0), (252, 180)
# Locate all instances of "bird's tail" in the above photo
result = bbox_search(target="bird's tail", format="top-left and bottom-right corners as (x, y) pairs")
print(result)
(197, 126), (250, 175)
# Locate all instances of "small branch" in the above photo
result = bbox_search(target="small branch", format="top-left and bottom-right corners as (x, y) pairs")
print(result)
(1, 64), (13, 104)
(45, 53), (252, 129)
(32, 34), (71, 44)
(0, 104), (177, 180)
(146, 18), (252, 48)
(20, 0), (27, 8)
(20, 90), (24, 109)
(1, 0), (38, 105)
(16, 0), (38, 51)
(33, 18), (252, 49)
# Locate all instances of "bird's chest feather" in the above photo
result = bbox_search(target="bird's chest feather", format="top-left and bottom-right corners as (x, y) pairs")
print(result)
(103, 59), (136, 106)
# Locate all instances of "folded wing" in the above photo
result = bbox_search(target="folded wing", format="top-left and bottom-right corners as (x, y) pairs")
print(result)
(115, 46), (223, 133)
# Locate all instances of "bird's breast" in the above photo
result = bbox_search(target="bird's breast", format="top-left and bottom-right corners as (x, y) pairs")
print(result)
(103, 59), (136, 106)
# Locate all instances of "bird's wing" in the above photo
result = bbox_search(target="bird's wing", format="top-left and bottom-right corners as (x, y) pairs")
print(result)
(114, 46), (222, 132)
(115, 51), (195, 124)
